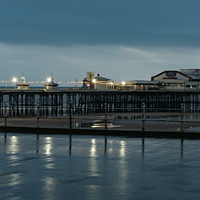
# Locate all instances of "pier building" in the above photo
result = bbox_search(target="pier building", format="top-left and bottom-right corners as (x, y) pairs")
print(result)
(44, 74), (59, 90)
(83, 72), (114, 90)
(16, 74), (30, 90)
(151, 69), (200, 91)
(118, 80), (159, 91)
(92, 74), (114, 90)
(83, 72), (94, 89)
(82, 69), (200, 91)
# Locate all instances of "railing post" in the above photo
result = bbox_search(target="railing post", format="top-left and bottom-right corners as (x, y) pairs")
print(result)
(180, 103), (184, 132)
(105, 103), (107, 131)
(142, 103), (145, 132)
(69, 102), (72, 129)
(4, 102), (7, 128)
(36, 103), (40, 128)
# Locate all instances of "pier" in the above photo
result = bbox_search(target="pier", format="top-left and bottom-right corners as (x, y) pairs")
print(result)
(0, 90), (200, 117)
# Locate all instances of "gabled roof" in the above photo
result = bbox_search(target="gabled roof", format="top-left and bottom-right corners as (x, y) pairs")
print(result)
(94, 76), (113, 82)
(151, 70), (192, 81)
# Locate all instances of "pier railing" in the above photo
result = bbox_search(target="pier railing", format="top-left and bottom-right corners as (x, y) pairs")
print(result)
(1, 103), (200, 133)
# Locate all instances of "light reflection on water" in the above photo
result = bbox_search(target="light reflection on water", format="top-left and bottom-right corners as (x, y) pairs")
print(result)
(1, 133), (200, 199)
(7, 136), (19, 154)
(44, 137), (52, 155)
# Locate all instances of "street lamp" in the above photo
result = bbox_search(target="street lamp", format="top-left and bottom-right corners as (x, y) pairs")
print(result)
(110, 82), (114, 89)
(92, 79), (96, 89)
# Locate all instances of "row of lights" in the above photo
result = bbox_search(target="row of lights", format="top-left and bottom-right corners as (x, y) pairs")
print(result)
(92, 79), (126, 86)
(10, 77), (127, 86)
(10, 76), (53, 83)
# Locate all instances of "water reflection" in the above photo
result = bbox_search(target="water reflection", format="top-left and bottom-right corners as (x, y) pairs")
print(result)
(8, 173), (21, 187)
(89, 139), (98, 177)
(8, 155), (21, 167)
(0, 134), (194, 200)
(69, 134), (72, 156)
(36, 134), (39, 154)
(44, 137), (52, 155)
(142, 138), (145, 158)
(181, 139), (184, 159)
(4, 132), (7, 144)
(43, 137), (55, 169)
(118, 140), (128, 196)
(90, 139), (97, 157)
(2, 134), (185, 160)
(104, 136), (107, 154)
(42, 177), (56, 199)
(120, 141), (126, 157)
(7, 136), (19, 154)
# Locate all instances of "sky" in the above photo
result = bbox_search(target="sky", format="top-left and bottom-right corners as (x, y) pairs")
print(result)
(1, 0), (200, 86)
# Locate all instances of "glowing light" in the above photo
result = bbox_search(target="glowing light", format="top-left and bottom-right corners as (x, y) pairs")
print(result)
(122, 81), (126, 86)
(92, 79), (96, 83)
(12, 77), (17, 83)
(47, 77), (52, 83)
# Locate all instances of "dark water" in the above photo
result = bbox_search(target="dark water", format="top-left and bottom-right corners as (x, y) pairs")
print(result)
(1, 133), (200, 200)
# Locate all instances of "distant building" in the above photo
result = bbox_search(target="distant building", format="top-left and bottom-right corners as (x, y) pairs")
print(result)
(93, 74), (114, 90)
(44, 74), (59, 90)
(151, 69), (200, 91)
(16, 74), (30, 90)
(83, 72), (114, 90)
(83, 72), (94, 89)
(120, 80), (159, 91)
(82, 69), (200, 91)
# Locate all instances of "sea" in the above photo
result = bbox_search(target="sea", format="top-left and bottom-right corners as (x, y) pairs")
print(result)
(1, 133), (200, 200)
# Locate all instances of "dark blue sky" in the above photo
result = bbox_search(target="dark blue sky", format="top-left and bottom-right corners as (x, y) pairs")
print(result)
(1, 0), (200, 85)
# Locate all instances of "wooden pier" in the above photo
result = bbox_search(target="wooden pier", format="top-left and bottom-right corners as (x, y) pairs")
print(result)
(0, 90), (200, 117)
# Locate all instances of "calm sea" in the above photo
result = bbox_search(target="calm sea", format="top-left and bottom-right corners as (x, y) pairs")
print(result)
(0, 133), (200, 200)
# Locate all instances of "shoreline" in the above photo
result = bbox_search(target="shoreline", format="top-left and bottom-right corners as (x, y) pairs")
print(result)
(1, 126), (200, 139)
(1, 113), (200, 138)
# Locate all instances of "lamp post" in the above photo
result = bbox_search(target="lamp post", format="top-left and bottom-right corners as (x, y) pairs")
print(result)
(4, 80), (8, 89)
(110, 82), (114, 89)
(92, 79), (96, 89)
(122, 81), (126, 90)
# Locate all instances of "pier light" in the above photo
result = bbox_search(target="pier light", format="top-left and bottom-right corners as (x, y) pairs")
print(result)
(47, 77), (52, 83)
(12, 77), (17, 83)
(110, 82), (114, 89)
(122, 81), (126, 86)
(92, 79), (96, 89)
(12, 77), (18, 89)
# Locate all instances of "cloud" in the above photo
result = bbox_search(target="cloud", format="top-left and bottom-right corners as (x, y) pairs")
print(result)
(1, 43), (200, 86)
(0, 0), (200, 47)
